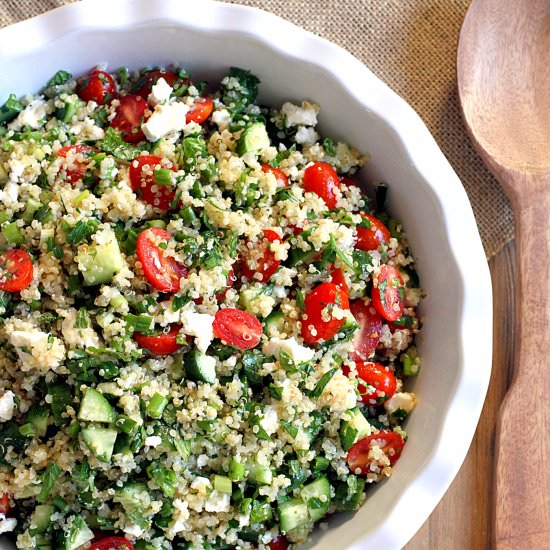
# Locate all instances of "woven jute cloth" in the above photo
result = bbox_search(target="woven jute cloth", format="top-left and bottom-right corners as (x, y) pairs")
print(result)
(0, 0), (513, 259)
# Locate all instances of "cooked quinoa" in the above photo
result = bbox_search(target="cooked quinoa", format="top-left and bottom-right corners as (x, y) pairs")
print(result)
(0, 66), (422, 550)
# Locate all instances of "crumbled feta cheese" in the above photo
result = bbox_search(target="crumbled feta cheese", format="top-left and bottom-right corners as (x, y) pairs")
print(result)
(61, 308), (101, 348)
(211, 108), (231, 130)
(0, 391), (15, 422)
(180, 309), (215, 353)
(190, 476), (212, 493)
(263, 337), (315, 363)
(0, 515), (17, 534)
(144, 436), (162, 448)
(295, 126), (319, 144)
(384, 392), (417, 414)
(142, 101), (189, 141)
(9, 99), (49, 130)
(149, 77), (173, 106)
(259, 405), (279, 435)
(281, 101), (319, 127)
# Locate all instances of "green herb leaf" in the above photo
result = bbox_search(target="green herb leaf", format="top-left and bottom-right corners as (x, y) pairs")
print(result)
(99, 127), (144, 161)
(38, 462), (62, 502)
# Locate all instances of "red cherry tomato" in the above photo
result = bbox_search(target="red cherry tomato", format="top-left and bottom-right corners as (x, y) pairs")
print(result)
(186, 97), (214, 124)
(55, 144), (95, 184)
(111, 93), (149, 143)
(303, 162), (341, 209)
(89, 536), (134, 550)
(241, 229), (282, 283)
(371, 265), (404, 322)
(136, 227), (187, 293)
(269, 537), (289, 550)
(133, 325), (182, 356)
(77, 70), (117, 105)
(261, 163), (289, 188)
(330, 265), (348, 294)
(352, 360), (396, 404)
(0, 493), (9, 515)
(301, 282), (349, 345)
(349, 299), (382, 359)
(134, 69), (188, 100)
(129, 155), (177, 210)
(347, 431), (405, 473)
(212, 308), (262, 350)
(356, 214), (391, 252)
(0, 249), (34, 293)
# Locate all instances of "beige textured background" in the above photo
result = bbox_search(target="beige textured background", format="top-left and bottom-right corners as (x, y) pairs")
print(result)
(0, 0), (514, 258)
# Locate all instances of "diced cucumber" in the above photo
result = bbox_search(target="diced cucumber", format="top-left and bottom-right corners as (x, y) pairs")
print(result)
(113, 482), (151, 515)
(30, 504), (55, 533)
(340, 407), (371, 451)
(26, 405), (50, 437)
(248, 463), (272, 486)
(184, 350), (217, 383)
(334, 475), (366, 511)
(229, 458), (246, 481)
(263, 310), (285, 336)
(81, 426), (117, 462)
(237, 122), (270, 155)
(78, 388), (114, 423)
(24, 534), (52, 550)
(213, 474), (232, 494)
(62, 515), (94, 550)
(300, 476), (331, 521)
(278, 498), (309, 533)
(2, 221), (24, 245)
(22, 198), (42, 223)
(75, 233), (124, 286)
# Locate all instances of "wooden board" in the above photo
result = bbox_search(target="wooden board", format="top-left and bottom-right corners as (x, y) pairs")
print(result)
(405, 240), (515, 549)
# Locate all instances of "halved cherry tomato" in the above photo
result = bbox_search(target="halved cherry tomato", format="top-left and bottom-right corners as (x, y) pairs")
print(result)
(0, 493), (9, 515)
(261, 163), (289, 188)
(212, 308), (262, 350)
(76, 70), (117, 105)
(372, 265), (404, 322)
(356, 214), (391, 252)
(303, 162), (341, 209)
(136, 227), (187, 293)
(134, 69), (188, 100)
(330, 265), (348, 294)
(347, 431), (405, 474)
(0, 249), (33, 293)
(301, 282), (349, 345)
(133, 325), (182, 356)
(129, 155), (177, 210)
(241, 229), (282, 283)
(55, 144), (95, 184)
(269, 537), (289, 550)
(111, 93), (149, 143)
(349, 299), (382, 359)
(186, 97), (213, 124)
(351, 360), (396, 404)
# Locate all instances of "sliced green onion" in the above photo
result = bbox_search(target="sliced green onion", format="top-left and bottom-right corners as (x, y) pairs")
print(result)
(146, 393), (169, 419)
(115, 415), (139, 436)
(75, 190), (90, 206)
(213, 475), (232, 494)
(154, 168), (173, 187)
(125, 313), (154, 334)
(109, 294), (128, 313)
(228, 459), (245, 481)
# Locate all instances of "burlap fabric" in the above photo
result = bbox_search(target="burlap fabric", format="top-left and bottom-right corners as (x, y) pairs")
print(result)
(0, 0), (513, 259)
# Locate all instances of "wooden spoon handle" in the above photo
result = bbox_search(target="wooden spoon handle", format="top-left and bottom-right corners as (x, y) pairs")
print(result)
(494, 181), (550, 547)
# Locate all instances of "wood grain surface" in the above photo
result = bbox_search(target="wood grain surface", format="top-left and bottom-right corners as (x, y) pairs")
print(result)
(405, 240), (515, 549)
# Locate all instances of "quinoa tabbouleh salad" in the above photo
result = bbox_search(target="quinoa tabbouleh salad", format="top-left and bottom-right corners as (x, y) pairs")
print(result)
(0, 65), (422, 550)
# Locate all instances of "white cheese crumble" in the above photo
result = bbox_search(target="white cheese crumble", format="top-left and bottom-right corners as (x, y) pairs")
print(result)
(281, 101), (319, 127)
(142, 101), (189, 142)
(0, 391), (15, 422)
(144, 436), (163, 448)
(180, 309), (215, 353)
(205, 491), (231, 513)
(0, 515), (17, 534)
(263, 337), (315, 363)
(9, 99), (49, 130)
(149, 77), (173, 106)
(384, 392), (417, 414)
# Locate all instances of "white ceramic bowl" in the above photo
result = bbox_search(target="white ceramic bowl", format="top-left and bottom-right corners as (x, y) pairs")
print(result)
(0, 1), (492, 548)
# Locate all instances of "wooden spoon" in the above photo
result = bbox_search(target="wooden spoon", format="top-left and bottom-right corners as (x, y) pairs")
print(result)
(457, 0), (550, 547)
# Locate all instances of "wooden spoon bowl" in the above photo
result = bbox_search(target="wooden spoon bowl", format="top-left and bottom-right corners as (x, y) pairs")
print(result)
(457, 0), (550, 547)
